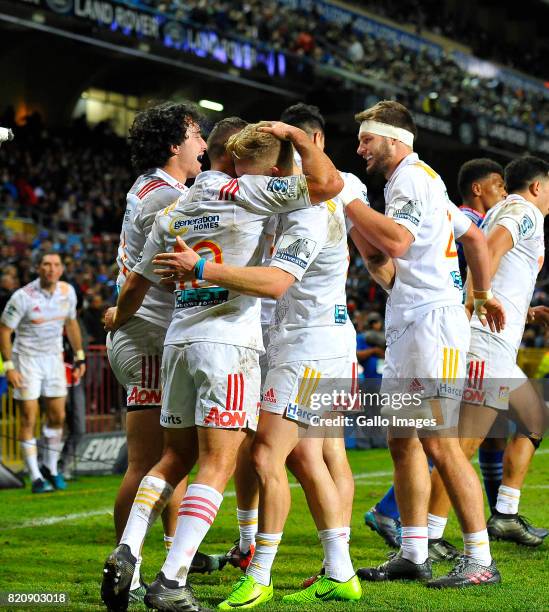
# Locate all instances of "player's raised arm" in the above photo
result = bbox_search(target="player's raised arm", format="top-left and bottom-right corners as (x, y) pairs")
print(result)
(256, 121), (343, 204)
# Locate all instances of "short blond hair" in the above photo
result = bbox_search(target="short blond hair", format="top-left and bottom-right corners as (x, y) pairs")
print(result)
(355, 100), (417, 140)
(226, 121), (293, 172)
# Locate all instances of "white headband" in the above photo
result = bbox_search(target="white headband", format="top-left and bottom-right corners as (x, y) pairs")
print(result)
(359, 120), (414, 147)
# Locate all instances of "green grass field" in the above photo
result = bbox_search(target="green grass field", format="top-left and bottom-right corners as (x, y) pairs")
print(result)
(0, 448), (548, 612)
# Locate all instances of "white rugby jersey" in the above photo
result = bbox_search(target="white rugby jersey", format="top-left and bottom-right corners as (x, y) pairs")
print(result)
(383, 153), (471, 339)
(133, 170), (311, 350)
(117, 168), (188, 329)
(267, 172), (367, 363)
(260, 215), (279, 329)
(1, 278), (77, 355)
(471, 194), (545, 350)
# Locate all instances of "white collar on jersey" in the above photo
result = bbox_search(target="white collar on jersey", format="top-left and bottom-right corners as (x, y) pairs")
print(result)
(154, 168), (188, 193)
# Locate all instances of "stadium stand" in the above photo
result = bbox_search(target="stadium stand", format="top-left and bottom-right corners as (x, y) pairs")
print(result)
(119, 0), (549, 132)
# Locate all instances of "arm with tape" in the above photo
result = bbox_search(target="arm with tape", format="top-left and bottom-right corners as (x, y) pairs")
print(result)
(459, 222), (506, 333)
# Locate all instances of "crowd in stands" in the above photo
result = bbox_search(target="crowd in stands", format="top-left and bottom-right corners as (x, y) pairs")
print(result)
(124, 0), (549, 133)
(1, 114), (548, 356)
(0, 114), (126, 346)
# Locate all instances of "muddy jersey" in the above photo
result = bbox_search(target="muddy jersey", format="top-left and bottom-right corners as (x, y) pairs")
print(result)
(117, 168), (188, 329)
(383, 153), (471, 339)
(1, 279), (77, 355)
(471, 194), (545, 350)
(133, 170), (311, 351)
(267, 172), (368, 363)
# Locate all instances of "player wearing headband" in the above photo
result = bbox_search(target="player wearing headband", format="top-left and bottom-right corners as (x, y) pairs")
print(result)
(346, 101), (505, 588)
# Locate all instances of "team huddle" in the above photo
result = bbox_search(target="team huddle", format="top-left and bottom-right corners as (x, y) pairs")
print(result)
(2, 98), (545, 612)
(98, 100), (548, 611)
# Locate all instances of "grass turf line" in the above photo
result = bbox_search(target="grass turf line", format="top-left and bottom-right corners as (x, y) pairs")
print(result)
(0, 448), (547, 611)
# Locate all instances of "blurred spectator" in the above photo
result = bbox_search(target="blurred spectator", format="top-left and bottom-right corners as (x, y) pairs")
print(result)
(119, 0), (549, 131)
(356, 311), (386, 380)
(0, 273), (17, 313)
(82, 294), (107, 345)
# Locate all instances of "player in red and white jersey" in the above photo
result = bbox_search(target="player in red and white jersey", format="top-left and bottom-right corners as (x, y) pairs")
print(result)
(346, 101), (505, 588)
(103, 120), (342, 611)
(427, 156), (549, 548)
(103, 102), (211, 609)
(160, 113), (366, 604)
(0, 253), (85, 493)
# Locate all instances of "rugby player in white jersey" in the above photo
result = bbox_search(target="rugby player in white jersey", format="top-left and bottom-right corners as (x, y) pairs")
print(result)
(160, 118), (366, 607)
(103, 120), (342, 611)
(102, 102), (225, 610)
(426, 156), (549, 551)
(0, 253), (85, 493)
(279, 103), (365, 590)
(223, 214), (279, 573)
(363, 158), (509, 558)
(346, 100), (505, 588)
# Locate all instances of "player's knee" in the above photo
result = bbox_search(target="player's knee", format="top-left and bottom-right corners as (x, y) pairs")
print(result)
(126, 457), (156, 478)
(48, 414), (65, 428)
(251, 441), (277, 480)
(459, 437), (481, 459)
(421, 437), (446, 461)
(387, 436), (420, 464)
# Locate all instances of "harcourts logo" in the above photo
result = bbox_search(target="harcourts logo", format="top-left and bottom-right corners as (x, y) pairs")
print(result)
(169, 215), (220, 235)
(285, 402), (315, 422)
(160, 413), (183, 425)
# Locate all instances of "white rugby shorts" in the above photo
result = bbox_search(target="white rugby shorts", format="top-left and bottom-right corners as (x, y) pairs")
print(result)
(161, 342), (261, 430)
(464, 328), (524, 411)
(261, 355), (359, 426)
(107, 316), (166, 410)
(381, 305), (470, 430)
(12, 352), (67, 400)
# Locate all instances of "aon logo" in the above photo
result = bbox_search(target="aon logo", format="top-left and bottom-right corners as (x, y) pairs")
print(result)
(204, 407), (246, 427)
(127, 386), (162, 406)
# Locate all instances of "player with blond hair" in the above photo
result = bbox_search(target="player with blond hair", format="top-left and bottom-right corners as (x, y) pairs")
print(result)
(103, 119), (342, 611)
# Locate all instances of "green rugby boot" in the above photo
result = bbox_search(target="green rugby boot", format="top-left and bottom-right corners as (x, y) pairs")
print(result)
(282, 574), (362, 604)
(218, 575), (273, 610)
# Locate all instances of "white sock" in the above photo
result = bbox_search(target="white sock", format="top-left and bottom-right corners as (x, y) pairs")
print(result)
(161, 483), (223, 586)
(42, 426), (63, 476)
(120, 475), (173, 559)
(400, 526), (428, 564)
(318, 528), (354, 582)
(495, 485), (520, 515)
(247, 532), (282, 586)
(427, 513), (448, 540)
(130, 556), (143, 590)
(164, 534), (174, 553)
(21, 439), (42, 481)
(237, 508), (258, 554)
(463, 530), (492, 566)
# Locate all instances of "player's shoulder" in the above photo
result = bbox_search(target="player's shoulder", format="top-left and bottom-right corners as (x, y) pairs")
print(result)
(410, 159), (439, 179)
(57, 281), (76, 297)
(20, 280), (40, 300)
(459, 206), (484, 226)
(133, 172), (181, 202)
(192, 170), (235, 199)
(338, 170), (368, 200)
